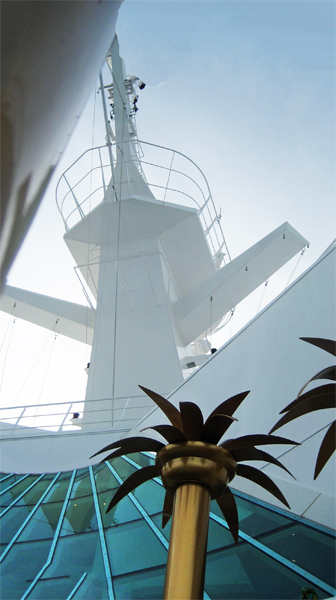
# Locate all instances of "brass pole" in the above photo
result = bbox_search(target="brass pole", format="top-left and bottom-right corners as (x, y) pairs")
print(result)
(163, 483), (211, 600)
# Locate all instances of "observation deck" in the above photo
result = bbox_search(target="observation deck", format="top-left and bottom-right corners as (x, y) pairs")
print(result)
(56, 140), (230, 267)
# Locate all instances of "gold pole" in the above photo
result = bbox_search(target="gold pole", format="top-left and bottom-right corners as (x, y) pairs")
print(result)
(157, 443), (236, 599)
(163, 483), (211, 600)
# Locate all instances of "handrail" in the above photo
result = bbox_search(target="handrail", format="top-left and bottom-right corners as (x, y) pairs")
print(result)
(0, 395), (155, 436)
(55, 140), (230, 263)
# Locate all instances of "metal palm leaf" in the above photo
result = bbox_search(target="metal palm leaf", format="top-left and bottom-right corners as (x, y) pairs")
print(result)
(270, 337), (336, 479)
(91, 385), (298, 543)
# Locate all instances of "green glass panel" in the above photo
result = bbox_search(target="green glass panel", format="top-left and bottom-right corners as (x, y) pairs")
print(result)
(94, 465), (118, 493)
(28, 531), (108, 600)
(210, 495), (291, 538)
(113, 565), (166, 599)
(0, 492), (16, 509)
(236, 495), (291, 537)
(0, 475), (19, 492)
(16, 477), (51, 506)
(17, 501), (65, 542)
(109, 457), (137, 481)
(42, 473), (72, 504)
(70, 572), (107, 600)
(106, 518), (167, 576)
(132, 479), (165, 515)
(60, 495), (97, 536)
(98, 489), (141, 527)
(0, 475), (39, 508)
(70, 471), (92, 500)
(74, 467), (90, 478)
(0, 505), (32, 546)
(207, 517), (241, 551)
(260, 524), (336, 589)
(92, 463), (105, 474)
(69, 571), (108, 600)
(0, 538), (51, 599)
(128, 452), (155, 468)
(151, 512), (172, 541)
(205, 544), (329, 599)
(25, 577), (74, 600)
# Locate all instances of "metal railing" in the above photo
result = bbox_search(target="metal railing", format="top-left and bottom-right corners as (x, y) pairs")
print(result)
(0, 395), (154, 437)
(56, 140), (231, 264)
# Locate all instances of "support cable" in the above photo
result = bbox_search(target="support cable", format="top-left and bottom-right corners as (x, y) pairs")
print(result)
(0, 307), (16, 354)
(11, 322), (59, 406)
(212, 308), (235, 336)
(285, 248), (306, 289)
(110, 73), (127, 406)
(229, 306), (235, 339)
(256, 279), (269, 315)
(0, 313), (17, 396)
(85, 83), (98, 364)
(36, 330), (59, 405)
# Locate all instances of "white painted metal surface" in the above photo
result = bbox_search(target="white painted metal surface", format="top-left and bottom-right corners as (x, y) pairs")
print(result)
(137, 242), (336, 530)
(0, 286), (95, 345)
(0, 38), (309, 433)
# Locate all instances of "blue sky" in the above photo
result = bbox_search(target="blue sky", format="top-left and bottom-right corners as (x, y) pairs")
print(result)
(0, 1), (334, 415)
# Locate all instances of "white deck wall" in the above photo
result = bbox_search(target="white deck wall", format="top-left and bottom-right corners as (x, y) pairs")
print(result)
(140, 242), (336, 529)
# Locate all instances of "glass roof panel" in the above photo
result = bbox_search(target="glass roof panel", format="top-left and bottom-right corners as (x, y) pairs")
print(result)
(0, 538), (51, 599)
(28, 531), (108, 600)
(113, 565), (166, 599)
(60, 495), (97, 536)
(205, 543), (330, 599)
(106, 518), (167, 576)
(98, 489), (141, 527)
(17, 500), (65, 542)
(260, 524), (336, 589)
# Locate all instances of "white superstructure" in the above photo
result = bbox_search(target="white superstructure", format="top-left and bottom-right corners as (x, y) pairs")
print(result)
(1, 38), (308, 434)
(0, 35), (334, 535)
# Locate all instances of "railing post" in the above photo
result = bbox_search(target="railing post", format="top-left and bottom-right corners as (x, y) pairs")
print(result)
(98, 147), (107, 193)
(163, 151), (175, 203)
(63, 174), (85, 219)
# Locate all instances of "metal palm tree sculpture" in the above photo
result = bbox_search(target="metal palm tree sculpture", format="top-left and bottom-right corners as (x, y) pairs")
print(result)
(92, 386), (298, 600)
(270, 337), (336, 479)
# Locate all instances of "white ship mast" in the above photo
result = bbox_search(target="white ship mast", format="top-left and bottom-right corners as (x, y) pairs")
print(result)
(1, 36), (308, 433)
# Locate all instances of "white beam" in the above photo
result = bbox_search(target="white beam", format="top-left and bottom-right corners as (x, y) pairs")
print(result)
(0, 285), (95, 344)
(173, 222), (308, 346)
